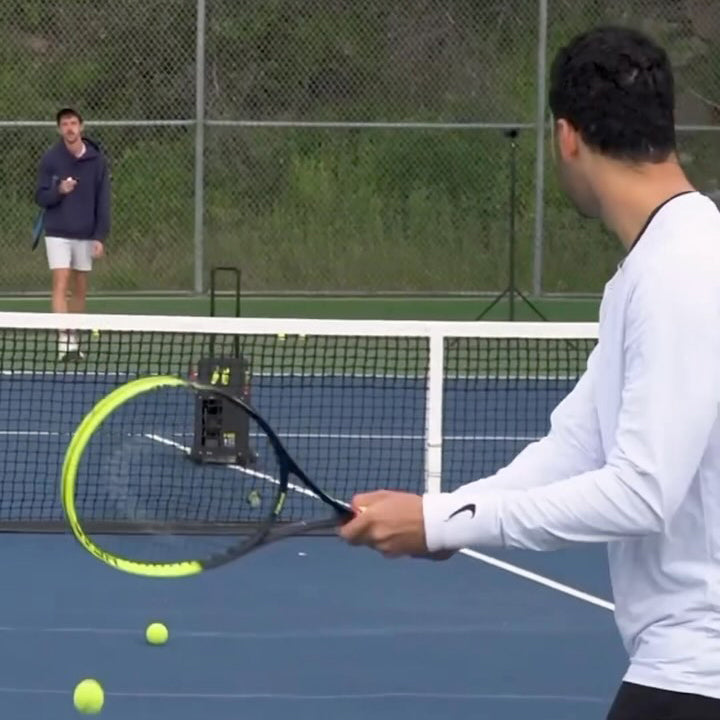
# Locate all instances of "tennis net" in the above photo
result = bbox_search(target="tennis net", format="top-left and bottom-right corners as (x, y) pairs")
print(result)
(0, 312), (597, 532)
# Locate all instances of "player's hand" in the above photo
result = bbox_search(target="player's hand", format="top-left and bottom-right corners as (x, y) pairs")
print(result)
(59, 177), (77, 194)
(92, 241), (104, 259)
(338, 490), (432, 557)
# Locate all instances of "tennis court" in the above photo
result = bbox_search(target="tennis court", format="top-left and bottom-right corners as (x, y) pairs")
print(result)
(0, 535), (622, 720)
(0, 312), (625, 719)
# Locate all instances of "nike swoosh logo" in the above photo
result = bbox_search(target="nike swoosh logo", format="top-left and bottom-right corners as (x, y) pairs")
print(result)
(446, 503), (476, 521)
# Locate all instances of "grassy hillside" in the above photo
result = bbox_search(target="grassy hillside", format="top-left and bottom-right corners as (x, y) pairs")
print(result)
(1, 0), (717, 293)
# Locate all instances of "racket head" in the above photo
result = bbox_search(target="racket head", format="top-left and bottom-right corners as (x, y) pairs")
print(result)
(60, 374), (347, 578)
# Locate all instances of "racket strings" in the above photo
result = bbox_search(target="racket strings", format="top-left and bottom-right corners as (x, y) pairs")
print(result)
(73, 385), (284, 562)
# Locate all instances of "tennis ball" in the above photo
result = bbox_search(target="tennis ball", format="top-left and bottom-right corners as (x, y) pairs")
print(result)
(91, 329), (100, 338)
(146, 622), (169, 645)
(73, 678), (104, 714)
(277, 333), (286, 341)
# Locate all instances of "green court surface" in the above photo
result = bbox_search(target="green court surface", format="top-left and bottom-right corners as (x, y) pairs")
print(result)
(0, 295), (601, 322)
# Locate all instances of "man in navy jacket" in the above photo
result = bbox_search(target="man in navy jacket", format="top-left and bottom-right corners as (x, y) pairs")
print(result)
(35, 107), (110, 359)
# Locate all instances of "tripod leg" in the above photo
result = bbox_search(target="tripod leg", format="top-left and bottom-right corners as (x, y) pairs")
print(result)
(515, 288), (548, 320)
(473, 288), (510, 321)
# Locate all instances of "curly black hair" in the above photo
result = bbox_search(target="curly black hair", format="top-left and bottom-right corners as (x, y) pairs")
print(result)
(549, 26), (676, 163)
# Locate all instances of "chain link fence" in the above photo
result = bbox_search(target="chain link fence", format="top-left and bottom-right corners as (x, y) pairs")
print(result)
(543, 0), (720, 294)
(0, 0), (718, 295)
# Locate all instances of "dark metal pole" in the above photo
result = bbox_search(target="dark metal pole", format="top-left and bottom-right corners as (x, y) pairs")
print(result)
(470, 128), (547, 323)
(506, 129), (518, 321)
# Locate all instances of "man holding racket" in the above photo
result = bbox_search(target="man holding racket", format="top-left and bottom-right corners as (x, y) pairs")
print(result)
(35, 108), (110, 360)
(340, 26), (720, 719)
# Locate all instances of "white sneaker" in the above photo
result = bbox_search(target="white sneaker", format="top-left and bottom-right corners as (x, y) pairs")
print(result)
(58, 331), (85, 361)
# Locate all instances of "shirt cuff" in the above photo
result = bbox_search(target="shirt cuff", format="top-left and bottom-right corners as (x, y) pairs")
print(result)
(422, 491), (505, 552)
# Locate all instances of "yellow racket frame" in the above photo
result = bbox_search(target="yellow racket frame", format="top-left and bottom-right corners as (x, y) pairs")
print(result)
(61, 375), (204, 578)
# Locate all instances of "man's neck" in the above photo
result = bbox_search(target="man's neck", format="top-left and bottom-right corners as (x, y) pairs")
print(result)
(64, 138), (85, 157)
(599, 161), (696, 251)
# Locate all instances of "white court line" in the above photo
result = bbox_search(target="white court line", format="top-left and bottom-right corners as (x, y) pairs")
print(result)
(0, 431), (66, 436)
(445, 435), (538, 442)
(2, 370), (582, 381)
(0, 687), (606, 703)
(262, 433), (538, 442)
(148, 432), (612, 613)
(0, 621), (599, 639)
(143, 433), (350, 509)
(0, 428), (608, 614)
(0, 622), (600, 642)
(459, 548), (614, 612)
(0, 429), (539, 442)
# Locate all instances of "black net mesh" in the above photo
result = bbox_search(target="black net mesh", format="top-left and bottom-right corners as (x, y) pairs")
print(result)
(0, 315), (596, 533)
(442, 336), (596, 491)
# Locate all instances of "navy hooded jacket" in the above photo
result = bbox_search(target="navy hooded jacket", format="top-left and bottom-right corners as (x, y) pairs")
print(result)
(35, 137), (110, 242)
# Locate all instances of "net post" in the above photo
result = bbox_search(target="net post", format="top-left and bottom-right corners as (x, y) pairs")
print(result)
(424, 330), (445, 494)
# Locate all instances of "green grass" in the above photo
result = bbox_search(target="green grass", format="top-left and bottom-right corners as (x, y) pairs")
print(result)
(0, 294), (602, 322)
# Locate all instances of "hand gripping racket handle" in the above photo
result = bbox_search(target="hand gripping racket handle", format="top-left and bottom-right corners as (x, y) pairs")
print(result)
(259, 509), (354, 547)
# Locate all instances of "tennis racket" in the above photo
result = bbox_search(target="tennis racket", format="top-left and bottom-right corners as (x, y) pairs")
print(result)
(31, 208), (45, 251)
(32, 175), (60, 250)
(61, 374), (354, 577)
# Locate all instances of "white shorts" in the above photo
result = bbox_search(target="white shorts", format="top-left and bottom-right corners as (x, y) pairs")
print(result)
(45, 236), (94, 271)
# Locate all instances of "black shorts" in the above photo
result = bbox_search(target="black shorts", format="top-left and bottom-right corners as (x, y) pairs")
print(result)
(607, 682), (720, 720)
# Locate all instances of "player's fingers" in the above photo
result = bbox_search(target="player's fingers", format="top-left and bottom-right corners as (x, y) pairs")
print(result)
(337, 508), (374, 544)
(351, 490), (393, 511)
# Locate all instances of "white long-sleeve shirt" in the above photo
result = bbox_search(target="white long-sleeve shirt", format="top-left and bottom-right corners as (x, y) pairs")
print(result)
(423, 191), (720, 699)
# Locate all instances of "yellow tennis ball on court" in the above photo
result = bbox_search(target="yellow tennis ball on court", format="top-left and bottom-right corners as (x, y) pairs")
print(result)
(146, 622), (169, 645)
(73, 678), (104, 714)
(91, 329), (100, 338)
(277, 333), (286, 341)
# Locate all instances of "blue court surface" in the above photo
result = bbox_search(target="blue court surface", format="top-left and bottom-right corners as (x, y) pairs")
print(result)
(0, 535), (625, 720)
(0, 370), (626, 719)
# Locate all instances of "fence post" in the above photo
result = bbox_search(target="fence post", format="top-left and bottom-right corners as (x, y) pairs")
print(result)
(532, 0), (549, 297)
(193, 0), (207, 294)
